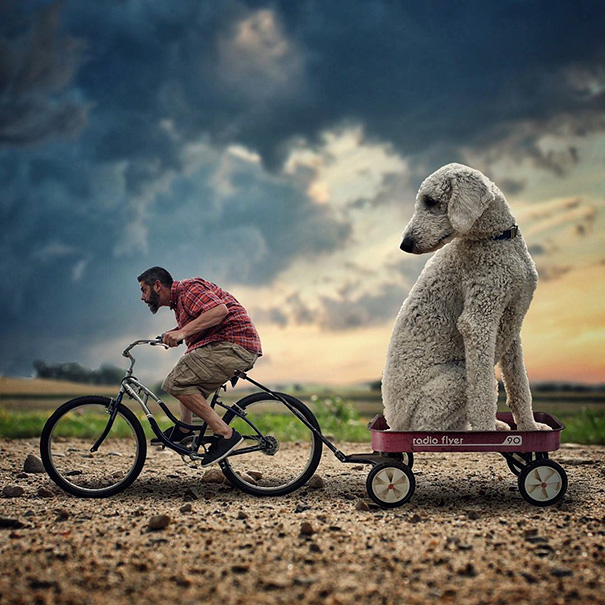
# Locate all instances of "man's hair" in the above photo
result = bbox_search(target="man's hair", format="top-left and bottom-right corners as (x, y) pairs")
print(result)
(137, 266), (174, 287)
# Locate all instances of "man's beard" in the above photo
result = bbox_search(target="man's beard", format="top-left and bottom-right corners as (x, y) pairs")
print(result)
(146, 290), (160, 314)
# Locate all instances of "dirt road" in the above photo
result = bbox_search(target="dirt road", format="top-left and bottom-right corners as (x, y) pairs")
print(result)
(1, 438), (603, 604)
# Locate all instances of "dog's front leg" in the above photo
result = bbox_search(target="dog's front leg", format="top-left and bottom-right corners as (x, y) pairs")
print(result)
(457, 310), (499, 431)
(499, 337), (550, 431)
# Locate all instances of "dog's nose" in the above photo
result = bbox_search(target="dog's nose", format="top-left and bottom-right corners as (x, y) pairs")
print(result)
(400, 237), (415, 253)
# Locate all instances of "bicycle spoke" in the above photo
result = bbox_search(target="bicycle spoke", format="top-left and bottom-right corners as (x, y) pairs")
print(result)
(222, 394), (322, 495)
(44, 402), (142, 496)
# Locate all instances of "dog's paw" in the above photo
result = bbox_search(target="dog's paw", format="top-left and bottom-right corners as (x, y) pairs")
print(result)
(517, 421), (553, 431)
(495, 419), (511, 431)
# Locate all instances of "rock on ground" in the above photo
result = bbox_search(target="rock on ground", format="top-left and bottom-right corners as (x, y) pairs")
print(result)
(0, 438), (603, 604)
(23, 454), (45, 474)
(2, 485), (25, 498)
(147, 514), (171, 531)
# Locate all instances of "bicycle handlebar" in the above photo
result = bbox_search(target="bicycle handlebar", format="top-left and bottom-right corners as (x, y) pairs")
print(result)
(122, 336), (168, 358)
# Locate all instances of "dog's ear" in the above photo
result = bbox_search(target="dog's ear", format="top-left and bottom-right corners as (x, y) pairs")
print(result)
(447, 170), (495, 234)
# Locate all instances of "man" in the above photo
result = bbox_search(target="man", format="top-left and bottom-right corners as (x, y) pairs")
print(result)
(137, 266), (262, 467)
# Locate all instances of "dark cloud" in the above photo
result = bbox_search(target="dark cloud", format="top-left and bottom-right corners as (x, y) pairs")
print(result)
(386, 253), (431, 287)
(286, 293), (314, 325)
(255, 282), (408, 331)
(317, 283), (405, 331)
(0, 143), (351, 374)
(520, 142), (580, 177)
(58, 0), (605, 181)
(528, 244), (548, 257)
(1, 0), (603, 375)
(0, 2), (87, 146)
(253, 281), (410, 331)
(535, 264), (573, 282)
(251, 306), (288, 328)
(280, 1), (605, 170)
(499, 178), (527, 196)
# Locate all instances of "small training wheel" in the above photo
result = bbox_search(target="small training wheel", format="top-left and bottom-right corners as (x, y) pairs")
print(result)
(518, 459), (567, 507)
(366, 461), (415, 508)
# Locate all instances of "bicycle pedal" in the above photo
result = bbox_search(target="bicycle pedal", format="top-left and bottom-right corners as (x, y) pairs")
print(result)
(181, 453), (203, 468)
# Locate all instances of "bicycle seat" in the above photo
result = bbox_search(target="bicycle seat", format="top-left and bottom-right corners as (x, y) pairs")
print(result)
(219, 377), (238, 392)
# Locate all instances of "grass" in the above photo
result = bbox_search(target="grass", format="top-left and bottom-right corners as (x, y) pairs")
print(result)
(1, 397), (603, 444)
(0, 408), (174, 440)
(554, 408), (605, 446)
(311, 395), (369, 441)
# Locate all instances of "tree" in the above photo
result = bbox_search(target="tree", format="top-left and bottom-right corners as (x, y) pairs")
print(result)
(33, 360), (123, 385)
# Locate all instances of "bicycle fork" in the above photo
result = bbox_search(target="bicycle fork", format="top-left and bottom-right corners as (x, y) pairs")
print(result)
(90, 392), (125, 453)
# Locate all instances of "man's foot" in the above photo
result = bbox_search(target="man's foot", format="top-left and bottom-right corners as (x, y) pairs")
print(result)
(201, 430), (243, 467)
(151, 425), (194, 445)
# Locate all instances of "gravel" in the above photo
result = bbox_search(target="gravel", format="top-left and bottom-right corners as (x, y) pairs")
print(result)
(0, 437), (603, 604)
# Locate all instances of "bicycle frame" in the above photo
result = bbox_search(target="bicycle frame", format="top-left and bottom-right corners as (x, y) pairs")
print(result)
(92, 338), (340, 462)
(104, 378), (264, 460)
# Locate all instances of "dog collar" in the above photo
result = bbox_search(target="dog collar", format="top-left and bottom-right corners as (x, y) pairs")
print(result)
(493, 225), (519, 240)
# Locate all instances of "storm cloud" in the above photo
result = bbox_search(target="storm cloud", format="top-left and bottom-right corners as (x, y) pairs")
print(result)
(0, 3), (87, 146)
(1, 0), (603, 375)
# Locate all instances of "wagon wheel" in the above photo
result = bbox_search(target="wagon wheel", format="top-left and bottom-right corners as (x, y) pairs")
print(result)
(366, 461), (415, 508)
(401, 452), (414, 469)
(518, 460), (567, 507)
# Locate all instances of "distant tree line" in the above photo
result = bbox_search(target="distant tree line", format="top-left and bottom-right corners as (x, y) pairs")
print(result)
(532, 382), (605, 392)
(368, 379), (604, 392)
(33, 360), (123, 385)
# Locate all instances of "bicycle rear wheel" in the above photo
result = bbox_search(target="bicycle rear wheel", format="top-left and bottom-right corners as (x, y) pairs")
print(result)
(40, 396), (146, 498)
(220, 392), (323, 496)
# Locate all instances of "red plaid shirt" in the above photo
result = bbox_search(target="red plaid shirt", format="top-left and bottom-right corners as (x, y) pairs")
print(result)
(170, 278), (262, 356)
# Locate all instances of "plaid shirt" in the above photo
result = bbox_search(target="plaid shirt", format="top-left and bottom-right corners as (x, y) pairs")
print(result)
(170, 278), (262, 356)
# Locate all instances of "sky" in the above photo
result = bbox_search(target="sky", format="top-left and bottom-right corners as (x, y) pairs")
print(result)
(1, 0), (604, 386)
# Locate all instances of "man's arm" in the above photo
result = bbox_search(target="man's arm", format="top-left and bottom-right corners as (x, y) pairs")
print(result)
(163, 304), (228, 347)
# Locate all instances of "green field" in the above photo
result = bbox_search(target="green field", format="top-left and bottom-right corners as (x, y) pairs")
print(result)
(1, 378), (604, 444)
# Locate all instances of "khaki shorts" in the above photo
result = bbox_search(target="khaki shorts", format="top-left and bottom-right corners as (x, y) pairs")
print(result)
(162, 341), (258, 398)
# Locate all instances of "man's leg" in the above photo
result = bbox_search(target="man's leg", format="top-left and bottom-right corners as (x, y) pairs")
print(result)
(163, 401), (192, 439)
(179, 402), (192, 425)
(176, 392), (232, 438)
(161, 343), (257, 444)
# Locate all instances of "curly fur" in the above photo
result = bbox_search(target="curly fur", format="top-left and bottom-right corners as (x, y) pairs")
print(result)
(382, 163), (549, 432)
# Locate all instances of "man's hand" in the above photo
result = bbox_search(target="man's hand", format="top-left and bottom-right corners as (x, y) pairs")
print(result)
(162, 330), (186, 348)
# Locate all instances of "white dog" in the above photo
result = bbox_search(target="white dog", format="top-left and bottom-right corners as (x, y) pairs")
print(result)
(382, 163), (549, 432)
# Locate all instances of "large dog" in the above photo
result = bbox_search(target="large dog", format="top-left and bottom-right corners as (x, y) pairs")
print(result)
(382, 163), (549, 432)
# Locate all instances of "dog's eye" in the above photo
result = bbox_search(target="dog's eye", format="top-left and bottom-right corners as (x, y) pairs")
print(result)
(424, 197), (438, 208)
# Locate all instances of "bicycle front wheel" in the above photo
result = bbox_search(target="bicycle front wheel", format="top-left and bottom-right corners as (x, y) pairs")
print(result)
(40, 396), (146, 498)
(220, 392), (323, 496)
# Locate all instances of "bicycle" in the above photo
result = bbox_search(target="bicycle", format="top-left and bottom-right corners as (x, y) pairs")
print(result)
(40, 337), (323, 498)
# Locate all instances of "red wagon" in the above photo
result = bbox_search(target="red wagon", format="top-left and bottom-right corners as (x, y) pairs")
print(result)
(358, 412), (567, 508)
